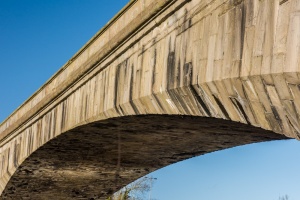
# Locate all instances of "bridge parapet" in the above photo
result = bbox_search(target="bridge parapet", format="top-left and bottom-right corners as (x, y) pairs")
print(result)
(0, 0), (174, 142)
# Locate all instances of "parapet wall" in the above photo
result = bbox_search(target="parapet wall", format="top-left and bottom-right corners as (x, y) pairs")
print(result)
(0, 0), (177, 143)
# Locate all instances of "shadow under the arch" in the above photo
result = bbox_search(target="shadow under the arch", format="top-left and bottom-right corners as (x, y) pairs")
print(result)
(1, 115), (288, 199)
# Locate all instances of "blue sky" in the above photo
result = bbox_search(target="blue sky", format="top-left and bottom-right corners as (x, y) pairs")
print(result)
(1, 1), (300, 200)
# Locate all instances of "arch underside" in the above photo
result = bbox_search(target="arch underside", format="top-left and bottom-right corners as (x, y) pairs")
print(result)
(1, 115), (287, 199)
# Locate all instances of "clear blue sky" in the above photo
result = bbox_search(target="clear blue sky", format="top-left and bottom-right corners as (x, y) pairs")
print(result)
(0, 1), (300, 200)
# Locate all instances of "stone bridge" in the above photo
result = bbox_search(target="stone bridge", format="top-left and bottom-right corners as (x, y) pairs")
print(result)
(1, 0), (300, 199)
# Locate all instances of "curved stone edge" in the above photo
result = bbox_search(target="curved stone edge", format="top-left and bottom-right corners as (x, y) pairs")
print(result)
(2, 115), (288, 199)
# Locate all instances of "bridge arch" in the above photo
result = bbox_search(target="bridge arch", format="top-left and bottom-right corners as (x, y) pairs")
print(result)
(1, 115), (286, 199)
(1, 0), (300, 198)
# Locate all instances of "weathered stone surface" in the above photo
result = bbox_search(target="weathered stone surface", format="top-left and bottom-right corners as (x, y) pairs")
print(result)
(1, 115), (287, 199)
(1, 0), (300, 198)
